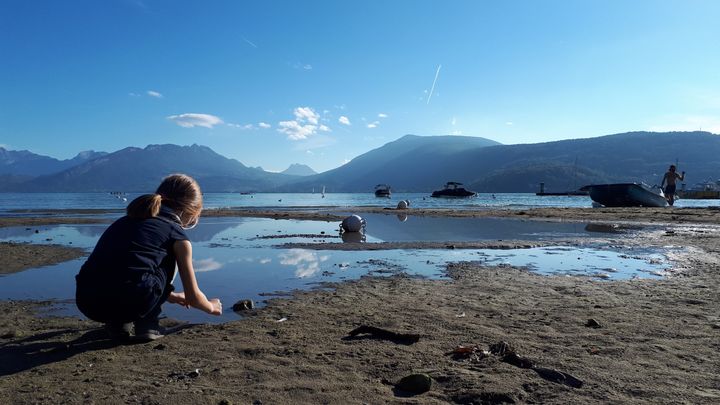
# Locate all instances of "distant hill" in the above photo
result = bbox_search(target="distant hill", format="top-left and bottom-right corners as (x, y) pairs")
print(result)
(279, 134), (502, 192)
(461, 131), (720, 192)
(2, 144), (292, 192)
(0, 147), (107, 176)
(281, 163), (317, 176)
(279, 131), (720, 193)
(2, 131), (718, 193)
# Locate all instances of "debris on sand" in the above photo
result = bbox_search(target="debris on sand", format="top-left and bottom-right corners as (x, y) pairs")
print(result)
(345, 325), (420, 345)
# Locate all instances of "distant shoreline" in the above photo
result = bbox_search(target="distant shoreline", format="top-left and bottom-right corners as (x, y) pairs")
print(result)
(4, 205), (720, 227)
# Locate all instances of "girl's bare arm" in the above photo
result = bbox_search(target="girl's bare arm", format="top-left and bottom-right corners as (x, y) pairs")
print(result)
(173, 240), (222, 315)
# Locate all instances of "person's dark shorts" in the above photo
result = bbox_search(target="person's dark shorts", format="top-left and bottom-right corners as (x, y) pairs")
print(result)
(665, 184), (676, 195)
(76, 272), (166, 324)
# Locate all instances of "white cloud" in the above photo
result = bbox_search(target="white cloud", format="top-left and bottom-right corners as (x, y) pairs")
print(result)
(228, 123), (254, 130)
(338, 116), (351, 125)
(294, 107), (319, 124)
(292, 62), (313, 71)
(128, 92), (141, 97)
(506, 121), (514, 126)
(378, 113), (388, 118)
(367, 121), (380, 129)
(451, 117), (457, 126)
(258, 122), (271, 129)
(278, 120), (317, 140)
(147, 90), (163, 98)
(193, 258), (222, 272)
(278, 107), (330, 140)
(167, 113), (224, 128)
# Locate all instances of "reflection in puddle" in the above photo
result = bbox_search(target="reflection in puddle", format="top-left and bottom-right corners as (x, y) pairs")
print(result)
(0, 216), (675, 324)
(279, 249), (330, 278)
(193, 258), (223, 273)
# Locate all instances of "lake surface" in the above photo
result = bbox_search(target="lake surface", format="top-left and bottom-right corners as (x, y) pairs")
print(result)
(2, 192), (719, 213)
(0, 215), (676, 323)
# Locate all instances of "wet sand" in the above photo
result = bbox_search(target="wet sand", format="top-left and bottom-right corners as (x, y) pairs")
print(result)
(0, 207), (719, 404)
(0, 243), (86, 275)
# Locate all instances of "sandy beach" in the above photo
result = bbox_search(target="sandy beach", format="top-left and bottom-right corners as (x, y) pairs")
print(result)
(1, 207), (718, 404)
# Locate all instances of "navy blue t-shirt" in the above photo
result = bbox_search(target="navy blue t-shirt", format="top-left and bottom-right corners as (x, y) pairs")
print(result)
(77, 206), (189, 289)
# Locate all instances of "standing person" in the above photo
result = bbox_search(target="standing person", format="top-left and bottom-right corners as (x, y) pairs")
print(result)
(661, 164), (685, 206)
(76, 174), (222, 341)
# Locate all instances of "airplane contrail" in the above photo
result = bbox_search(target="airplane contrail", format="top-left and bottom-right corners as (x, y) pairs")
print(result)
(426, 64), (442, 104)
(242, 36), (258, 48)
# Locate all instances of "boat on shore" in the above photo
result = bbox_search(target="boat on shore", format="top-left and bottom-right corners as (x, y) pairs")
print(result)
(431, 182), (477, 198)
(580, 183), (667, 207)
(374, 184), (391, 198)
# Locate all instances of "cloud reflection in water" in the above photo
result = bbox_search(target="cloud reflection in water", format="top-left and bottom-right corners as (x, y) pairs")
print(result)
(279, 249), (329, 278)
(193, 258), (223, 273)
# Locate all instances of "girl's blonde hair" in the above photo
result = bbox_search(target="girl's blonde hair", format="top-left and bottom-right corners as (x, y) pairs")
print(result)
(127, 174), (203, 227)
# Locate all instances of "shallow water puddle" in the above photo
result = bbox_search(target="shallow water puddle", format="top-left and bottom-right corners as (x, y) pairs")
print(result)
(0, 216), (673, 323)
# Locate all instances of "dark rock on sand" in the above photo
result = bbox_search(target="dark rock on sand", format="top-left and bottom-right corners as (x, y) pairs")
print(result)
(395, 373), (432, 394)
(585, 318), (602, 328)
(232, 299), (255, 311)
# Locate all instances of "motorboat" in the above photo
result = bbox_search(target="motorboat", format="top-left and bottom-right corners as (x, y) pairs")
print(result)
(431, 182), (477, 198)
(580, 183), (667, 207)
(374, 184), (391, 197)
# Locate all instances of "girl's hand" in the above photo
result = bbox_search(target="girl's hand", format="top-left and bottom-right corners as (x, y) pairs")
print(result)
(168, 291), (189, 308)
(208, 298), (222, 315)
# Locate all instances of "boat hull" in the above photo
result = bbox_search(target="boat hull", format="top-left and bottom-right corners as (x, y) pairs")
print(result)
(431, 190), (476, 198)
(583, 183), (667, 207)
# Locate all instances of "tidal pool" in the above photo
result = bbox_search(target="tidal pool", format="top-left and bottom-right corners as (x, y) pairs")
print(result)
(0, 216), (673, 323)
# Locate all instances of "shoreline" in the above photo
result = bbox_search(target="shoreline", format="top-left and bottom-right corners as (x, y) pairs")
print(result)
(0, 207), (718, 403)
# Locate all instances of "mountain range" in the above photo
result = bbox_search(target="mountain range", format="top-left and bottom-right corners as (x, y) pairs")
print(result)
(1, 131), (718, 193)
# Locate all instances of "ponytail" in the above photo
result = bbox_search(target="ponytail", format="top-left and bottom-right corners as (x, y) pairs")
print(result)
(126, 193), (162, 219)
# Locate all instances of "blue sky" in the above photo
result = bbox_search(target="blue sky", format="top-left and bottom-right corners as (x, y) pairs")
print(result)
(1, 0), (719, 172)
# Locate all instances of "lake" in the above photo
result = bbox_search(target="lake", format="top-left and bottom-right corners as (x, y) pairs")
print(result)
(0, 212), (678, 323)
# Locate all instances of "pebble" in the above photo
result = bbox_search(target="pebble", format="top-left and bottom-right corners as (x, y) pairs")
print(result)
(585, 318), (602, 328)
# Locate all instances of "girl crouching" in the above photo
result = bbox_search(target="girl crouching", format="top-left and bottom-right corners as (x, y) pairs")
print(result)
(76, 174), (222, 341)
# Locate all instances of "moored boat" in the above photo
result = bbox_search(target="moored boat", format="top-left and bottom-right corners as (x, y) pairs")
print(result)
(374, 184), (391, 197)
(580, 183), (667, 207)
(431, 182), (477, 198)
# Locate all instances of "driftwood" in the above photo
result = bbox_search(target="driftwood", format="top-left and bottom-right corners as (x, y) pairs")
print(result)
(453, 341), (584, 388)
(345, 325), (420, 345)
